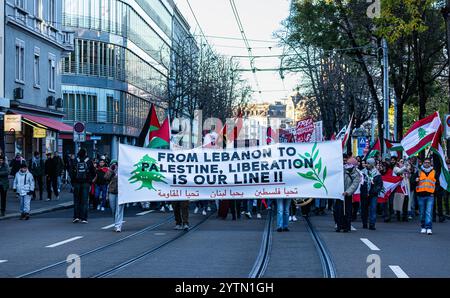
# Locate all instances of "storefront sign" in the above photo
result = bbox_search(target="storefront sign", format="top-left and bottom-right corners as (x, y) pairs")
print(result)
(4, 115), (21, 132)
(33, 127), (46, 138)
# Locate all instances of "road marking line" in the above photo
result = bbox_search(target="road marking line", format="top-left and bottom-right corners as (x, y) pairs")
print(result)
(46, 236), (83, 248)
(0, 260), (7, 263)
(154, 232), (166, 236)
(136, 210), (154, 216)
(389, 265), (409, 278)
(101, 221), (126, 230)
(360, 238), (380, 251)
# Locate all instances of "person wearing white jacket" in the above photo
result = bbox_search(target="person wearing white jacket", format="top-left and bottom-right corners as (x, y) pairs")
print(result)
(13, 163), (35, 220)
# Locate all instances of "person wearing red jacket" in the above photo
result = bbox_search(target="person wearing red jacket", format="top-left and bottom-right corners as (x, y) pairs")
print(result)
(94, 159), (109, 211)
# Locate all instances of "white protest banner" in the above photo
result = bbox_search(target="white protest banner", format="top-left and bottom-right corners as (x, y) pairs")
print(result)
(118, 141), (344, 204)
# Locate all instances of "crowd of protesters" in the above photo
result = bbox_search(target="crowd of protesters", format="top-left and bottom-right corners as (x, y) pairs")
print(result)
(2, 147), (448, 238)
(331, 152), (450, 235)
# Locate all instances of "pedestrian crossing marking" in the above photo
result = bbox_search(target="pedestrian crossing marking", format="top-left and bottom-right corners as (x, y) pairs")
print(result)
(360, 238), (380, 251)
(136, 210), (154, 216)
(101, 221), (126, 230)
(46, 236), (83, 248)
(389, 265), (409, 278)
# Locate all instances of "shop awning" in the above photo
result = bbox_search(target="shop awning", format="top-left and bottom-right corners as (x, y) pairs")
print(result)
(20, 114), (73, 133)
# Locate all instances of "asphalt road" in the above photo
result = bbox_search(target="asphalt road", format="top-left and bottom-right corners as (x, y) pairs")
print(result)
(1, 204), (449, 278)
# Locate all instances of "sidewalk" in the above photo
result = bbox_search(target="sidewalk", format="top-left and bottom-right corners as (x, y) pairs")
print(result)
(0, 185), (74, 220)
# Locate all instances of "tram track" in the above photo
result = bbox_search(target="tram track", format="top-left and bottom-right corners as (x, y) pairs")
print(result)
(17, 215), (175, 278)
(93, 212), (213, 278)
(249, 210), (273, 278)
(304, 216), (337, 278)
(250, 209), (336, 278)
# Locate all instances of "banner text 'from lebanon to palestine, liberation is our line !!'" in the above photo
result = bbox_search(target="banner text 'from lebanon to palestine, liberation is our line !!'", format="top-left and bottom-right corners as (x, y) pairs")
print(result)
(118, 141), (345, 204)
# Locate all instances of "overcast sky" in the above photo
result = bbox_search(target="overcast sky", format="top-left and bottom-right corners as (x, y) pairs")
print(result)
(173, 0), (298, 104)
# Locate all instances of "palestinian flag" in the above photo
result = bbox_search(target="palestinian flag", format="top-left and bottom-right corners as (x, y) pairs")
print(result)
(430, 124), (450, 192)
(401, 111), (441, 157)
(385, 139), (403, 151)
(378, 175), (403, 203)
(149, 116), (171, 149)
(365, 138), (381, 159)
(385, 139), (403, 158)
(137, 104), (161, 147)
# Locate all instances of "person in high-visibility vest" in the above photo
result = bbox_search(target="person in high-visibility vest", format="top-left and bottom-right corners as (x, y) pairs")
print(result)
(415, 157), (436, 235)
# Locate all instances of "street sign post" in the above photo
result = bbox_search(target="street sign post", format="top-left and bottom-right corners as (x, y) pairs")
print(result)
(73, 122), (86, 142)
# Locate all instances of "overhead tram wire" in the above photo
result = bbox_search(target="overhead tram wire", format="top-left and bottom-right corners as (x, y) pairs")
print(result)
(229, 0), (262, 95)
(195, 34), (278, 44)
(186, 0), (214, 53)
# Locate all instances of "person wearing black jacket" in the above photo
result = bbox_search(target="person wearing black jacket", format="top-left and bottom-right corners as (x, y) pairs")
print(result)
(70, 148), (96, 223)
(10, 153), (25, 177)
(44, 153), (59, 201)
(29, 151), (45, 200)
(53, 151), (65, 193)
(361, 158), (383, 230)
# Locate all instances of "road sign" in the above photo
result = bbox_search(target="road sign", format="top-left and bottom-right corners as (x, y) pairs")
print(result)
(445, 114), (450, 140)
(90, 135), (102, 141)
(73, 122), (86, 142)
(357, 137), (367, 156)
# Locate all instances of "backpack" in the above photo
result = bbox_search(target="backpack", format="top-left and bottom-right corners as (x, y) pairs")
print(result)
(75, 157), (90, 181)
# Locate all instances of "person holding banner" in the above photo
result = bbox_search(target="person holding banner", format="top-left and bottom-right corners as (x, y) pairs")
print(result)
(105, 160), (123, 232)
(173, 201), (190, 231)
(334, 157), (360, 232)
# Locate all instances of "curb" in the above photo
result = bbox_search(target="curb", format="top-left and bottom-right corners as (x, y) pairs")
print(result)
(0, 202), (74, 221)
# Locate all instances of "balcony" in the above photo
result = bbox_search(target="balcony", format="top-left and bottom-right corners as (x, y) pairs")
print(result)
(6, 5), (74, 51)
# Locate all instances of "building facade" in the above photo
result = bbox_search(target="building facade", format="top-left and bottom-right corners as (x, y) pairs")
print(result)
(3, 0), (74, 161)
(61, 0), (178, 159)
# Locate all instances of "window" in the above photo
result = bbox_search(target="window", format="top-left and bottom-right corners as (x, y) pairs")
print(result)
(34, 47), (40, 87)
(49, 0), (56, 26)
(16, 0), (25, 9)
(48, 54), (56, 91)
(34, 0), (42, 18)
(15, 39), (25, 83)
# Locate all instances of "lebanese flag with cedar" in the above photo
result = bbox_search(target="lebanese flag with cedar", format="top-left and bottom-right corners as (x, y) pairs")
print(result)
(401, 112), (441, 156)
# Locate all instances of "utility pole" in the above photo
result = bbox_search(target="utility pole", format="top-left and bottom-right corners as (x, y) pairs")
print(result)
(444, 0), (450, 158)
(382, 38), (390, 154)
(393, 91), (397, 141)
